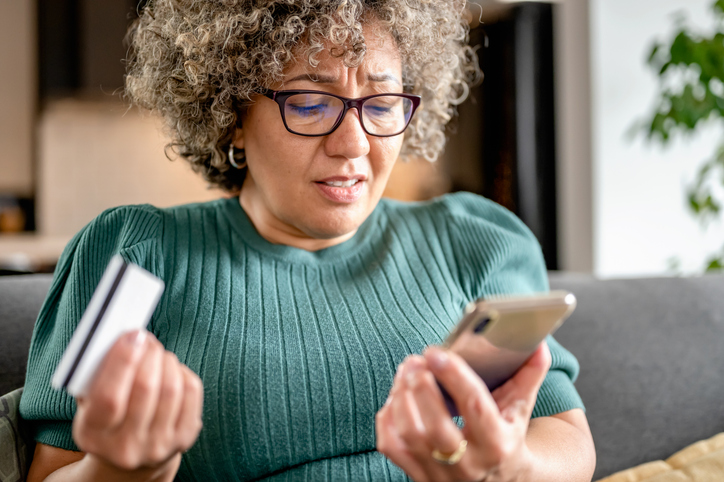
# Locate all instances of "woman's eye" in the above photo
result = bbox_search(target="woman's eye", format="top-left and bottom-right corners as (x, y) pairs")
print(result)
(289, 104), (327, 116)
(368, 106), (392, 115)
(364, 103), (397, 118)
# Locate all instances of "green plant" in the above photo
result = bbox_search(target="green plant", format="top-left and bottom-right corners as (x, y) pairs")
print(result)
(640, 0), (724, 272)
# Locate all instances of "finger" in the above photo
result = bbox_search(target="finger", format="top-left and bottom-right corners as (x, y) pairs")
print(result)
(175, 365), (204, 452)
(148, 352), (184, 447)
(121, 336), (164, 435)
(423, 346), (502, 443)
(396, 355), (427, 383)
(80, 330), (148, 430)
(375, 356), (435, 481)
(393, 370), (462, 481)
(391, 370), (432, 458)
(375, 391), (430, 482)
(385, 355), (426, 407)
(408, 368), (464, 456)
(492, 342), (551, 423)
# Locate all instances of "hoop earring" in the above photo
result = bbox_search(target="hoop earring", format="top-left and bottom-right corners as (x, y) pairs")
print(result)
(228, 144), (247, 170)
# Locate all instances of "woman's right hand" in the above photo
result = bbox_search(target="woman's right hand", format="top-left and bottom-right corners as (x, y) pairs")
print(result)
(72, 330), (203, 476)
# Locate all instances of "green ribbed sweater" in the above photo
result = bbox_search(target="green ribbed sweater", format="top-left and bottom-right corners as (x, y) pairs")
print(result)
(20, 192), (583, 481)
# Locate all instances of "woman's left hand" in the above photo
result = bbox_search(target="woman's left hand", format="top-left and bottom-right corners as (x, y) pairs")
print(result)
(375, 343), (551, 482)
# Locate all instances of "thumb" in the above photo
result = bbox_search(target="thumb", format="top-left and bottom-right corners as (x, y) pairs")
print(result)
(492, 342), (551, 421)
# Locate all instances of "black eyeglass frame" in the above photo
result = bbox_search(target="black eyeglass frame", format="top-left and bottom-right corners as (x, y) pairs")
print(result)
(262, 89), (422, 138)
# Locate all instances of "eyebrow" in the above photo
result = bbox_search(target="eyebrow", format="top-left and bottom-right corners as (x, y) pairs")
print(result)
(285, 72), (401, 86)
(368, 73), (401, 86)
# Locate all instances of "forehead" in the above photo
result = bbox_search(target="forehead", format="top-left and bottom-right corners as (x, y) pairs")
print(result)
(284, 21), (402, 78)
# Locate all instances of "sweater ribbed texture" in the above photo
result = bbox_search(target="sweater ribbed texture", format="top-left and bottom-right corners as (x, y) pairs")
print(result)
(21, 192), (583, 481)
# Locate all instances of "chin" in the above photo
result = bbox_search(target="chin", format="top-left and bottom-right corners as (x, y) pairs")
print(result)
(305, 221), (359, 240)
(302, 210), (366, 240)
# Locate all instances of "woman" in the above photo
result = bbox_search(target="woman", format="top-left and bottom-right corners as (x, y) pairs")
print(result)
(22, 0), (596, 480)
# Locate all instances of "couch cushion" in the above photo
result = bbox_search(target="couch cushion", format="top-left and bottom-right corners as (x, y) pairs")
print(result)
(549, 273), (724, 480)
(0, 275), (53, 395)
(597, 432), (724, 482)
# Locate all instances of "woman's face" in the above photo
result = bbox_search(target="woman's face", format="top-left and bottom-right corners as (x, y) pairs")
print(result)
(236, 24), (405, 249)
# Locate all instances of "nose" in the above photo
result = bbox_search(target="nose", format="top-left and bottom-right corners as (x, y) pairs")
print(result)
(323, 107), (370, 159)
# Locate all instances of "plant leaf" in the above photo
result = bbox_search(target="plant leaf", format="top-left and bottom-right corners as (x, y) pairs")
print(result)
(705, 256), (724, 271)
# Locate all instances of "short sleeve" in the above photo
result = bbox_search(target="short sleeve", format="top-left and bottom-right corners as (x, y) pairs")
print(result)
(19, 204), (164, 451)
(440, 192), (584, 417)
(441, 191), (548, 301)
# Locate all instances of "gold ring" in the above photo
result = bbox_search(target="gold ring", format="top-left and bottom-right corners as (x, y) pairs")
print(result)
(431, 439), (467, 465)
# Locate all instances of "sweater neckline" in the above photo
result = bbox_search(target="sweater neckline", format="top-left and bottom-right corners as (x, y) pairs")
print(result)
(221, 196), (386, 264)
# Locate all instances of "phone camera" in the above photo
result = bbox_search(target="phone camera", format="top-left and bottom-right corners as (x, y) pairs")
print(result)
(474, 316), (491, 334)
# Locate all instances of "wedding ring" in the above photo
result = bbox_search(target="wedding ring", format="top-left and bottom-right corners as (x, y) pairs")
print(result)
(431, 439), (468, 465)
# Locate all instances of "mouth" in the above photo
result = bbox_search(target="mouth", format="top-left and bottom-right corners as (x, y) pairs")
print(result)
(313, 175), (367, 203)
(314, 175), (367, 187)
(317, 179), (361, 188)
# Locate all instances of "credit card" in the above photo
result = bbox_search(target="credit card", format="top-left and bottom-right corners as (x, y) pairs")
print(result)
(51, 255), (165, 397)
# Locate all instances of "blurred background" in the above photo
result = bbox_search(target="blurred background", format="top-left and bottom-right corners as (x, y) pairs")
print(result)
(1, 0), (723, 278)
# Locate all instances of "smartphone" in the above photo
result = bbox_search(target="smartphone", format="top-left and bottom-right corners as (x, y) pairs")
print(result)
(439, 290), (576, 416)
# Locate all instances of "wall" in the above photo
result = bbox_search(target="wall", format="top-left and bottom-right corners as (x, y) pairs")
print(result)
(590, 0), (724, 277)
(0, 0), (35, 195)
(36, 100), (222, 236)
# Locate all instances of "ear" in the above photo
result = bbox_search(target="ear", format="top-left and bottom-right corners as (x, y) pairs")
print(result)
(232, 127), (244, 150)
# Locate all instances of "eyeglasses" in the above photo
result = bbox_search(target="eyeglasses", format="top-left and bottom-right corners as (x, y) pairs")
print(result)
(263, 90), (421, 137)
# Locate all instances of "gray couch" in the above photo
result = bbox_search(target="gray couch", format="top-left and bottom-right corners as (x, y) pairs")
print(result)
(2, 273), (724, 480)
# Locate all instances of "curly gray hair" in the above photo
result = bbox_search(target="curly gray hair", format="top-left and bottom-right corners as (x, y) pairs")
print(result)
(125, 0), (481, 192)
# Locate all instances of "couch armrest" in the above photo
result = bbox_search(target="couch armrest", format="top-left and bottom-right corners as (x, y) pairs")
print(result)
(0, 274), (53, 395)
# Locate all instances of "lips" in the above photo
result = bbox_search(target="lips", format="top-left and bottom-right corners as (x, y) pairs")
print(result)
(314, 175), (367, 203)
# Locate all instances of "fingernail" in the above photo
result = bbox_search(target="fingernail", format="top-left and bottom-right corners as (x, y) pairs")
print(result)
(425, 348), (449, 370)
(124, 330), (147, 349)
(406, 370), (420, 389)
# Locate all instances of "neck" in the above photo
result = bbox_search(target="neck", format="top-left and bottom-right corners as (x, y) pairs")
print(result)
(238, 192), (357, 252)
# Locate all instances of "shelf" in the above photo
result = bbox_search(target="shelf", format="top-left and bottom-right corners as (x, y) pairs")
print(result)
(0, 234), (71, 273)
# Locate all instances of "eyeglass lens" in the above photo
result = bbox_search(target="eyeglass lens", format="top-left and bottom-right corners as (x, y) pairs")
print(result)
(283, 93), (414, 136)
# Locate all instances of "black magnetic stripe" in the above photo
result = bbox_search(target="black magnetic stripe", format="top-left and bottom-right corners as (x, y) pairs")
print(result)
(62, 261), (129, 389)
